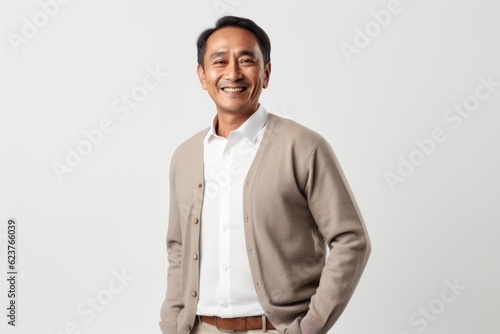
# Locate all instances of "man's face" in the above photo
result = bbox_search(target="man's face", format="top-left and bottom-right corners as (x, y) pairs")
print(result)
(197, 27), (271, 116)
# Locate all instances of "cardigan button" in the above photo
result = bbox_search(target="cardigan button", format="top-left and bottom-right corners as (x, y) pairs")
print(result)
(198, 183), (202, 188)
(191, 291), (197, 297)
(187, 324), (192, 331)
(194, 218), (199, 224)
(192, 253), (198, 260)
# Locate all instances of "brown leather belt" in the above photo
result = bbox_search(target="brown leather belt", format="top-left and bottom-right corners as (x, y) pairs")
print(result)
(199, 315), (276, 331)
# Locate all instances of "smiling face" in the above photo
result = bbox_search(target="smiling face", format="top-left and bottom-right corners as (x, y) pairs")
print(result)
(197, 27), (271, 117)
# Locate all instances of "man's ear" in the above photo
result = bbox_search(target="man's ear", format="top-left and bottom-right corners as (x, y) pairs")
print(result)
(263, 63), (271, 89)
(197, 64), (207, 90)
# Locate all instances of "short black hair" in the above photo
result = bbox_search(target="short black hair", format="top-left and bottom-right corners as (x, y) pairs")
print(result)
(196, 16), (271, 68)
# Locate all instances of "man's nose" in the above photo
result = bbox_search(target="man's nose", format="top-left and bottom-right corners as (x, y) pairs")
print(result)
(224, 60), (243, 81)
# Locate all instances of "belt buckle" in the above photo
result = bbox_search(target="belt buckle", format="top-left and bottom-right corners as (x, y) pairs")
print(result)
(214, 317), (236, 333)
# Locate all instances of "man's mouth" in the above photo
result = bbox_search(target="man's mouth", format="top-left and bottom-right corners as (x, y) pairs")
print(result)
(222, 87), (247, 92)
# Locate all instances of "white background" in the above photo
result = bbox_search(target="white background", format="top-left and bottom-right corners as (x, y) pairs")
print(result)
(1, 0), (499, 333)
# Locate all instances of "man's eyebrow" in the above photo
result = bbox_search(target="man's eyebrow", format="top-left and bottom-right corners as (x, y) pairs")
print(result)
(209, 50), (258, 59)
(210, 51), (228, 59)
(237, 50), (258, 58)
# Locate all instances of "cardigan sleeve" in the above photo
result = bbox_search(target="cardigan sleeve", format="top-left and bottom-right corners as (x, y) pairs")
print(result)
(300, 138), (371, 334)
(159, 156), (184, 334)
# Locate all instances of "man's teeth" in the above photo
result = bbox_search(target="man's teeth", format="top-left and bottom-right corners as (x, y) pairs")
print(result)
(223, 87), (245, 92)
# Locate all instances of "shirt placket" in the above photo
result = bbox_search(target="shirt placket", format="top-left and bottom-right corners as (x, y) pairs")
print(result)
(218, 136), (235, 316)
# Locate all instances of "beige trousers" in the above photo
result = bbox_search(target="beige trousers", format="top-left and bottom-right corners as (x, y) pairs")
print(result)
(192, 321), (281, 334)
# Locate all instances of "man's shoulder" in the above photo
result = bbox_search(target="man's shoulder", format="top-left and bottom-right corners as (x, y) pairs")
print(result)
(171, 127), (208, 163)
(177, 127), (208, 149)
(268, 113), (325, 146)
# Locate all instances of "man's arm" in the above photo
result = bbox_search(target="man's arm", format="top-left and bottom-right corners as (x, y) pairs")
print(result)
(300, 139), (371, 334)
(159, 159), (183, 334)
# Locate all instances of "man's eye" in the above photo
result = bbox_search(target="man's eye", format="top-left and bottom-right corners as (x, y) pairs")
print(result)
(240, 59), (254, 64)
(213, 60), (225, 65)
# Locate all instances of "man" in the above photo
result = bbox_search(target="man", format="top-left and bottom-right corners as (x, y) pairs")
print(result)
(160, 16), (370, 334)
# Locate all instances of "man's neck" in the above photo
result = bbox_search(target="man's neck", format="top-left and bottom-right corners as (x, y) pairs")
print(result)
(215, 105), (259, 138)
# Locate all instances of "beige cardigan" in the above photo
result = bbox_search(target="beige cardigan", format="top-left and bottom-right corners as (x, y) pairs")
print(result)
(160, 113), (371, 334)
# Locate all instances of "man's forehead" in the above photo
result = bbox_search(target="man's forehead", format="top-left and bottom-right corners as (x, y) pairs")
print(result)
(205, 27), (261, 53)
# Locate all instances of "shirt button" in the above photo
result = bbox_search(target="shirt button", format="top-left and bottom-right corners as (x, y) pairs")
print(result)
(221, 264), (228, 271)
(191, 291), (197, 297)
(193, 253), (198, 260)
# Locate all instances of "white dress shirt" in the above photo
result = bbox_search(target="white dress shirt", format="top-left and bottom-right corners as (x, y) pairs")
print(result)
(197, 105), (268, 317)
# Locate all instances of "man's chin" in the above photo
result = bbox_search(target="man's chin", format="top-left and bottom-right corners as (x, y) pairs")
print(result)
(217, 104), (255, 115)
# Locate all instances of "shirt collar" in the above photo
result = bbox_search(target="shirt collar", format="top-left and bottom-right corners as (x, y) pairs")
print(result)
(207, 104), (268, 144)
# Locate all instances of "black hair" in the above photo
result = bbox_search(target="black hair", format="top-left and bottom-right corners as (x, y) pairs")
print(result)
(196, 16), (271, 68)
